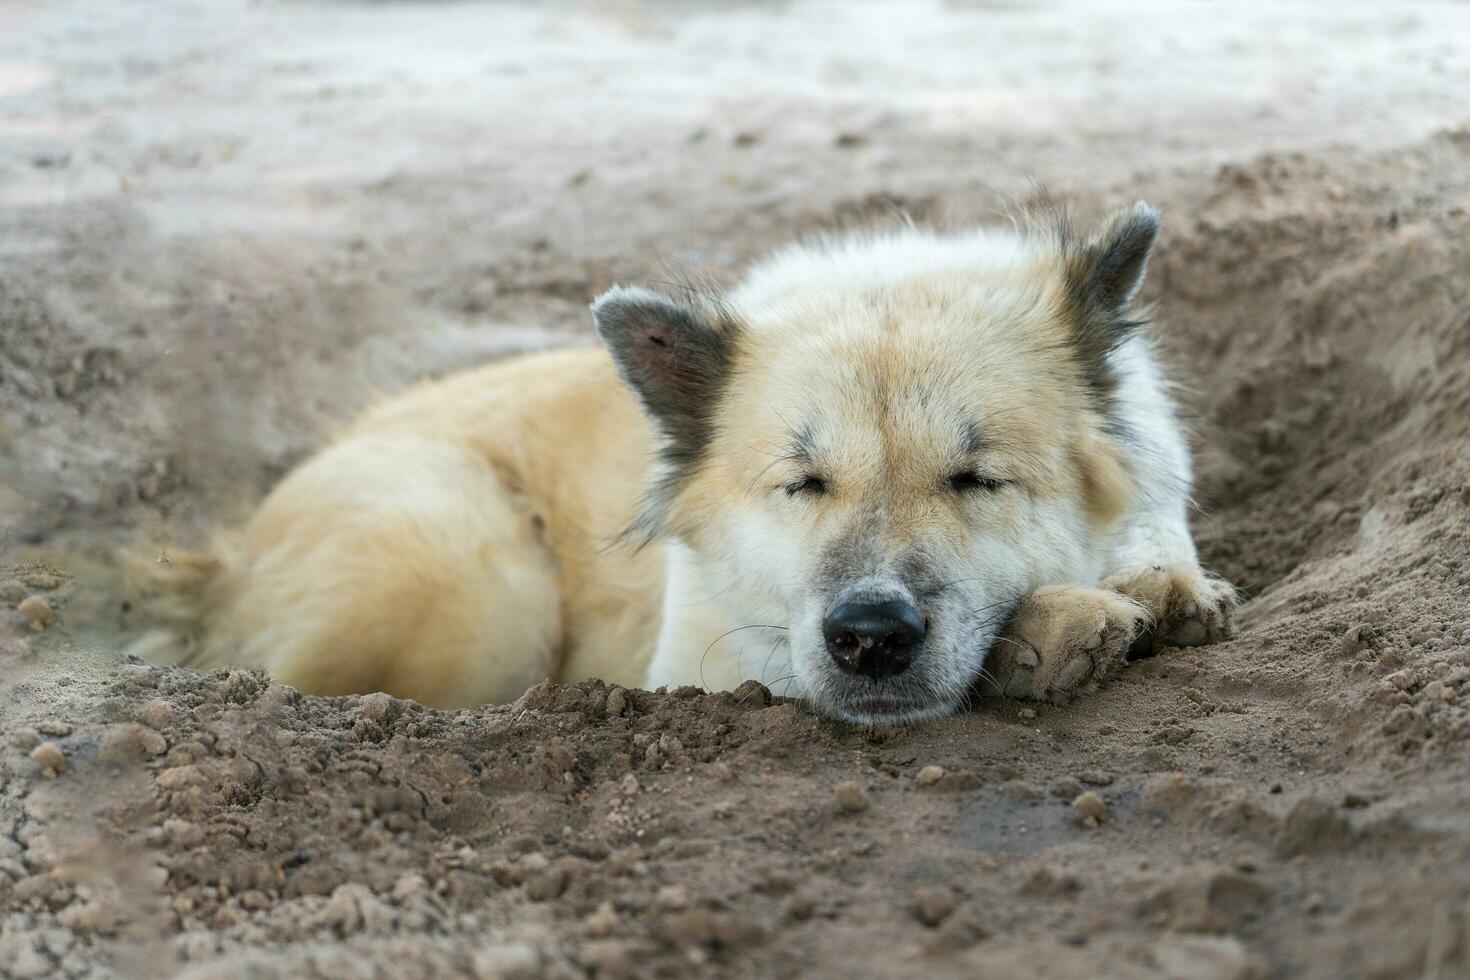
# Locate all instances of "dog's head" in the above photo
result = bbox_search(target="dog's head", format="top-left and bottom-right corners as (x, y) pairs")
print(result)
(593, 203), (1158, 723)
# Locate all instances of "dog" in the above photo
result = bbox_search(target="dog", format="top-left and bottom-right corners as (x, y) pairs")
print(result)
(129, 202), (1235, 724)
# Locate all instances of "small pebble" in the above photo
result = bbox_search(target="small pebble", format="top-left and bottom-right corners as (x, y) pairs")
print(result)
(392, 873), (428, 898)
(115, 663), (157, 687)
(656, 884), (689, 910)
(22, 571), (63, 590)
(915, 765), (946, 786)
(784, 891), (817, 921)
(524, 864), (568, 901)
(999, 775), (1034, 799)
(1422, 680), (1453, 702)
(1050, 776), (1084, 799)
(357, 691), (397, 724)
(31, 742), (67, 775)
(240, 890), (271, 911)
(732, 679), (771, 707)
(1072, 791), (1109, 827)
(164, 819), (204, 847)
(472, 942), (542, 979)
(138, 700), (175, 730)
(834, 781), (870, 813)
(583, 901), (620, 937)
(1340, 625), (1373, 656)
(1021, 867), (1081, 896)
(912, 885), (958, 926)
(1000, 779), (1040, 802)
(18, 595), (55, 629)
(137, 727), (168, 756)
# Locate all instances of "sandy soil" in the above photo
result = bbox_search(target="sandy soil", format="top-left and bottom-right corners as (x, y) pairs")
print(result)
(4, 2), (1470, 977)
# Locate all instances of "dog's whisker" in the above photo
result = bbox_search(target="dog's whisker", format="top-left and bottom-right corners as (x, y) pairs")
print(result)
(703, 624), (788, 694)
(759, 638), (789, 683)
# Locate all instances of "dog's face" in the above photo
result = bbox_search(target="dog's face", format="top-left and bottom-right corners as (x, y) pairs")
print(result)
(595, 204), (1158, 723)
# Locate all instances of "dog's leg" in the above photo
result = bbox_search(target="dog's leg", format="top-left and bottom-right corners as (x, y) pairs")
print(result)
(1102, 335), (1237, 652)
(989, 334), (1237, 702)
(1102, 462), (1237, 651)
(985, 585), (1147, 702)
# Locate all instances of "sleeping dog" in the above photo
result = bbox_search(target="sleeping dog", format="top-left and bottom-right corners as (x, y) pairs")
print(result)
(130, 202), (1234, 724)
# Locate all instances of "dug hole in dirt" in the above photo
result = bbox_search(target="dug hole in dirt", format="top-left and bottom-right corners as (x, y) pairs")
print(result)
(3, 3), (1470, 978)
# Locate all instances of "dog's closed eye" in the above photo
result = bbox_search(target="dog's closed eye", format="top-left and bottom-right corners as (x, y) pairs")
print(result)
(947, 471), (1006, 493)
(785, 475), (828, 496)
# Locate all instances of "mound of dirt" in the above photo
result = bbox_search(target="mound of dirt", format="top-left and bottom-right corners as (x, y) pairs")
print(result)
(4, 132), (1470, 979)
(5, 2), (1470, 976)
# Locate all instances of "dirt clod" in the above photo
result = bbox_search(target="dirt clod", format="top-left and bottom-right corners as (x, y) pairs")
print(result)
(29, 742), (67, 775)
(1072, 791), (1109, 827)
(470, 942), (542, 980)
(834, 781), (870, 813)
(656, 884), (690, 910)
(17, 595), (55, 630)
(6, 7), (1470, 978)
(1021, 867), (1082, 897)
(733, 679), (772, 707)
(915, 764), (945, 785)
(584, 900), (621, 937)
(912, 885), (959, 926)
(525, 864), (569, 901)
(1142, 871), (1274, 933)
(922, 904), (990, 954)
(1050, 776), (1084, 799)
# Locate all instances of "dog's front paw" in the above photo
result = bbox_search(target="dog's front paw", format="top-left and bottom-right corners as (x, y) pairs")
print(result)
(1105, 564), (1236, 652)
(985, 586), (1147, 702)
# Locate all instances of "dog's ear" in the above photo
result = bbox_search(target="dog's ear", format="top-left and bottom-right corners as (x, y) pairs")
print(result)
(1066, 201), (1160, 315)
(591, 285), (736, 463)
(1061, 202), (1160, 402)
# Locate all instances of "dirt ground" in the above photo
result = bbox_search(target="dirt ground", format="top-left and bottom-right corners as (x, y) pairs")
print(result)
(4, 2), (1470, 977)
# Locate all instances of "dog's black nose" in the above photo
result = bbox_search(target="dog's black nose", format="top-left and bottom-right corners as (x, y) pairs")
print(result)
(823, 599), (926, 680)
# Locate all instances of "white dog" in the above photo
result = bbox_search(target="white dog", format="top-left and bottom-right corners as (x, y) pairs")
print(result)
(130, 202), (1234, 724)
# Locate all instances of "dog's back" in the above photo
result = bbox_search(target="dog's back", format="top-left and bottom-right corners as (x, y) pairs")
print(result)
(127, 347), (662, 707)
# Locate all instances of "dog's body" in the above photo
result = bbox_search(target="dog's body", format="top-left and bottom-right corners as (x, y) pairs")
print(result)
(131, 204), (1234, 723)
